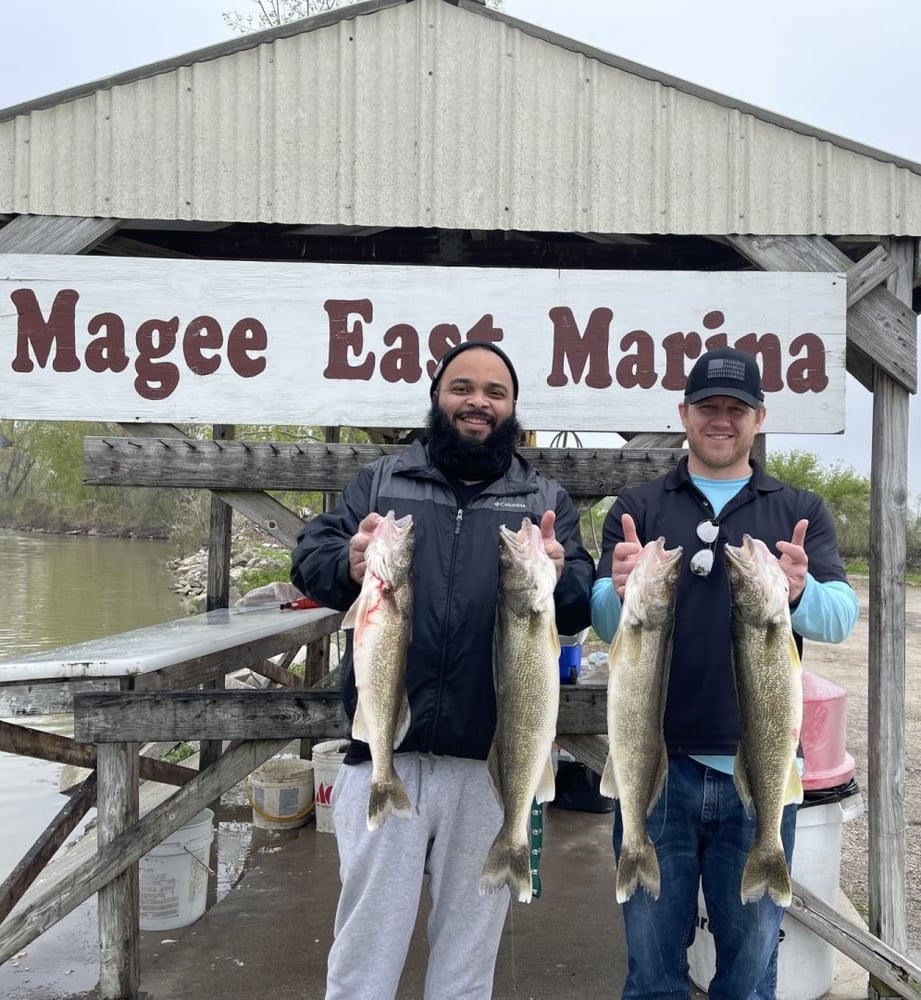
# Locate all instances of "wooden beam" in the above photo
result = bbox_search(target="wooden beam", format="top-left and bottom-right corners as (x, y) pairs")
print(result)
(0, 214), (121, 254)
(74, 689), (348, 743)
(84, 438), (686, 501)
(726, 234), (917, 394)
(97, 742), (139, 1000)
(846, 246), (900, 308)
(788, 880), (921, 1000)
(74, 686), (606, 743)
(0, 719), (195, 787)
(866, 237), (914, 958)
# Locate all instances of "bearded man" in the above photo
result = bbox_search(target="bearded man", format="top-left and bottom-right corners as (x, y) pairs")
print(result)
(292, 341), (593, 1000)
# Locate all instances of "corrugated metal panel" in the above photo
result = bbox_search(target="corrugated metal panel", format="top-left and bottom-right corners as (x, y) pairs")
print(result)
(1, 0), (919, 235)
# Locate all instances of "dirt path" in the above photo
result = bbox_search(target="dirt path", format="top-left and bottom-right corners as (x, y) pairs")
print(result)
(801, 577), (921, 963)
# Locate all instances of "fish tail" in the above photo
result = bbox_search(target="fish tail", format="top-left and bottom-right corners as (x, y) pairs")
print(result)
(740, 846), (792, 907)
(615, 838), (660, 903)
(366, 775), (412, 831)
(479, 835), (532, 904)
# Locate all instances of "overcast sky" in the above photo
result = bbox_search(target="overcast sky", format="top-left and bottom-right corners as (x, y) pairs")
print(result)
(1, 0), (919, 498)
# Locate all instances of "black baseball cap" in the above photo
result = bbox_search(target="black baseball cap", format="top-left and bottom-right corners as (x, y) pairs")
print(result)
(429, 341), (519, 400)
(684, 347), (764, 409)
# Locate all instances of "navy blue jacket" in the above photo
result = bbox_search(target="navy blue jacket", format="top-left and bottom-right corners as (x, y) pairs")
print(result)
(292, 440), (593, 764)
(595, 458), (849, 755)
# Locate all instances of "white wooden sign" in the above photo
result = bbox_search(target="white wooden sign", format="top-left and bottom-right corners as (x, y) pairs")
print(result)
(0, 255), (847, 433)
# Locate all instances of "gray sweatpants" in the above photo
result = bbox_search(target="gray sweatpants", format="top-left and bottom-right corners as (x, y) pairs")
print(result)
(325, 753), (509, 1000)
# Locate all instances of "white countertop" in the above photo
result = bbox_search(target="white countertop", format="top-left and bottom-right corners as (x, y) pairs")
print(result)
(0, 606), (338, 683)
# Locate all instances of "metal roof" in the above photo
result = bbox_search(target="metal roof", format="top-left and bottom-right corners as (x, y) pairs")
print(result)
(1, 0), (919, 236)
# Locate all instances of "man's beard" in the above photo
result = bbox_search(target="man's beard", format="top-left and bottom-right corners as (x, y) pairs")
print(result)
(425, 402), (522, 483)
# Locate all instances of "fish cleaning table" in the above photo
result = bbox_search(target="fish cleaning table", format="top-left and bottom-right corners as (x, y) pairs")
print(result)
(0, 608), (339, 685)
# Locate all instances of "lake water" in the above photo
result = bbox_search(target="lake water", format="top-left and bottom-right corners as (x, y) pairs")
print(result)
(0, 529), (258, 999)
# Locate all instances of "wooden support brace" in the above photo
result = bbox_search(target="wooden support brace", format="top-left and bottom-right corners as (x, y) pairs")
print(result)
(846, 246), (900, 308)
(0, 773), (97, 924)
(0, 738), (288, 966)
(788, 880), (921, 1000)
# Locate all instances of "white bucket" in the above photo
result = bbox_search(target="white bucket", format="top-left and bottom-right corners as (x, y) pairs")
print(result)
(247, 757), (315, 831)
(311, 739), (350, 835)
(139, 808), (215, 931)
(687, 792), (864, 1000)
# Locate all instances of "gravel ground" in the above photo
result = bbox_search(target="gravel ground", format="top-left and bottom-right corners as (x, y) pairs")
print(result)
(798, 577), (921, 966)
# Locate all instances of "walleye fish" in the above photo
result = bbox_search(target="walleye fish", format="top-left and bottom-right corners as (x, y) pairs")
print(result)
(724, 534), (804, 907)
(480, 517), (560, 904)
(600, 537), (682, 903)
(342, 510), (414, 831)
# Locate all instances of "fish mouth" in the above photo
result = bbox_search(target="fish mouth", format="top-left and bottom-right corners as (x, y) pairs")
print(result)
(724, 533), (757, 569)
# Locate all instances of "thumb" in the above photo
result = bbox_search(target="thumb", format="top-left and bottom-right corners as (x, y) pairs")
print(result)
(790, 519), (809, 549)
(621, 512), (639, 546)
(540, 509), (557, 540)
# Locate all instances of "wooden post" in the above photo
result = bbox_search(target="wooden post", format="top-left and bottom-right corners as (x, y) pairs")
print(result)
(201, 424), (234, 780)
(867, 238), (914, 986)
(97, 741), (140, 1000)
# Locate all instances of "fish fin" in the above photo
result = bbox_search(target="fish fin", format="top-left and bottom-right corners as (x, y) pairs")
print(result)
(350, 695), (371, 743)
(367, 775), (413, 831)
(341, 592), (369, 632)
(785, 759), (804, 806)
(549, 620), (561, 658)
(788, 632), (803, 670)
(535, 753), (556, 804)
(393, 692), (412, 749)
(741, 844), (792, 907)
(479, 836), (532, 904)
(646, 744), (669, 816)
(485, 745), (503, 807)
(599, 754), (619, 800)
(733, 749), (754, 814)
(616, 838), (661, 903)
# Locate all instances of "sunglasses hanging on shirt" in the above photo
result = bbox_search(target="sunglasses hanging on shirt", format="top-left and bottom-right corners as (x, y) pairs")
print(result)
(689, 518), (720, 577)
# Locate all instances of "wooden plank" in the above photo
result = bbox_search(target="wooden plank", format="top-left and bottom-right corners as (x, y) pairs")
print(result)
(726, 234), (917, 393)
(0, 677), (118, 717)
(866, 237), (914, 957)
(0, 773), (96, 923)
(555, 733), (609, 774)
(84, 438), (685, 500)
(249, 657), (303, 688)
(113, 422), (306, 549)
(846, 246), (900, 308)
(0, 214), (120, 254)
(74, 689), (347, 743)
(0, 737), (287, 965)
(97, 742), (139, 1000)
(788, 880), (921, 1000)
(75, 686), (605, 743)
(0, 719), (196, 787)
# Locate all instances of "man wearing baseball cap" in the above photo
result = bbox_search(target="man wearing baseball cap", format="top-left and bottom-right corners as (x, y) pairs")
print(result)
(591, 346), (859, 998)
(293, 340), (593, 999)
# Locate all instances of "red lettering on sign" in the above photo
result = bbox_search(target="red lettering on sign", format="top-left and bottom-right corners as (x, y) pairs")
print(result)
(323, 298), (375, 380)
(546, 306), (614, 388)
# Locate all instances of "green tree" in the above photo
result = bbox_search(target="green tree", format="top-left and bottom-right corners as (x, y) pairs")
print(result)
(766, 449), (871, 561)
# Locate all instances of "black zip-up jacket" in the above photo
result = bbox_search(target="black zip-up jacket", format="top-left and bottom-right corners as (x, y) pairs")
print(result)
(291, 440), (593, 764)
(595, 457), (850, 756)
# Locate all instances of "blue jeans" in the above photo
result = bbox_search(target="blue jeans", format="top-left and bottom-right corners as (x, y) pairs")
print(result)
(614, 756), (796, 1000)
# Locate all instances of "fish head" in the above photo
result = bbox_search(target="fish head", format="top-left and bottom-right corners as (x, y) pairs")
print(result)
(723, 534), (789, 625)
(621, 537), (683, 627)
(365, 511), (414, 591)
(498, 517), (557, 614)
